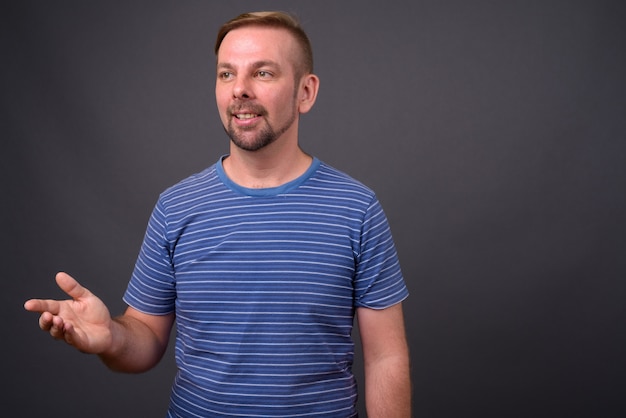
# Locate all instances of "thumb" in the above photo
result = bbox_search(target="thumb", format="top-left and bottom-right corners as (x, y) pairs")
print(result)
(55, 272), (92, 300)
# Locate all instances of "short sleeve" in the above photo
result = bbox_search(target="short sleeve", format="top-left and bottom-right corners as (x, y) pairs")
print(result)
(353, 197), (409, 309)
(123, 198), (177, 315)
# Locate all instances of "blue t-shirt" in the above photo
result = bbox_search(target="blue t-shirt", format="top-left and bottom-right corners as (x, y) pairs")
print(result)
(124, 157), (409, 417)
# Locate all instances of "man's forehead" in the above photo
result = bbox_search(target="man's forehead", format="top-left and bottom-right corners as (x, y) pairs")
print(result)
(218, 26), (296, 55)
(217, 26), (299, 71)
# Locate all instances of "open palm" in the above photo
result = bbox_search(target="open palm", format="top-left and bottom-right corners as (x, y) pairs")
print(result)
(24, 272), (113, 354)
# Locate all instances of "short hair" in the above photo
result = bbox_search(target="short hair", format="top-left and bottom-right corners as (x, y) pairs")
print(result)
(215, 11), (314, 77)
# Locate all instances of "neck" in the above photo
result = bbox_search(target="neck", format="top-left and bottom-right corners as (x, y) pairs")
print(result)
(223, 142), (312, 189)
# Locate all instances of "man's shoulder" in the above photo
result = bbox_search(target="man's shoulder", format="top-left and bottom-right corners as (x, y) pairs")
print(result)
(314, 160), (376, 196)
(159, 163), (221, 203)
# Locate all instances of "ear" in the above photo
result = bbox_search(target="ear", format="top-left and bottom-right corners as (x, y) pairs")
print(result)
(297, 74), (320, 114)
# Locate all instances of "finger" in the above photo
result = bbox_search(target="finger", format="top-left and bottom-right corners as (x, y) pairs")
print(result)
(55, 272), (92, 300)
(24, 298), (61, 315)
(63, 322), (78, 346)
(49, 316), (67, 339)
(23, 271), (86, 313)
(39, 313), (65, 339)
(38, 311), (54, 331)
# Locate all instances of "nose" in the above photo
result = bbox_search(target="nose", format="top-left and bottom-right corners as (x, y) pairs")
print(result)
(233, 76), (252, 100)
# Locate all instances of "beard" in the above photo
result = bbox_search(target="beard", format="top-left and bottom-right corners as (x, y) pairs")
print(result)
(225, 97), (299, 152)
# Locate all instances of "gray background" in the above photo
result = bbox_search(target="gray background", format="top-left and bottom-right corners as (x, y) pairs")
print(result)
(3, 1), (625, 417)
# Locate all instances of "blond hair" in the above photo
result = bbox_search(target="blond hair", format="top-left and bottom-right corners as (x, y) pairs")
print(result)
(215, 11), (314, 77)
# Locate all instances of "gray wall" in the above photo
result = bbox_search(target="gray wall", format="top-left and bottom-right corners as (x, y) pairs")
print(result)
(4, 1), (625, 417)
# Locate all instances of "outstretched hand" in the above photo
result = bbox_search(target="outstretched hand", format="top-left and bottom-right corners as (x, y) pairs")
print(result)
(24, 272), (113, 354)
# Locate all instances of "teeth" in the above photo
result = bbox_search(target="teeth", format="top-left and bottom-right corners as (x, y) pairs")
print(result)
(236, 113), (257, 120)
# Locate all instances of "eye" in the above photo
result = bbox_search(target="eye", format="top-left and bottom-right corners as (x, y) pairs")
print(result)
(218, 71), (233, 80)
(256, 70), (272, 79)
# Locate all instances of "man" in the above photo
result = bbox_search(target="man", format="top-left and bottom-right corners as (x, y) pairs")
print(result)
(25, 11), (411, 417)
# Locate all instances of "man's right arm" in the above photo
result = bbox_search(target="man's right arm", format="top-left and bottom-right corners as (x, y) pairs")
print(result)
(99, 307), (174, 373)
(24, 272), (174, 373)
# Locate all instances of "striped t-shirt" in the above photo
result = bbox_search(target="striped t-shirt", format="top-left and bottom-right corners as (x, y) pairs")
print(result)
(123, 156), (409, 417)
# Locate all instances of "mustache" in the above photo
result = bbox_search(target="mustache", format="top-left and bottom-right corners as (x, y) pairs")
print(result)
(227, 103), (267, 116)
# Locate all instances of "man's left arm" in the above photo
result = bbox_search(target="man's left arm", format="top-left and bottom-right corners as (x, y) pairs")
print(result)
(357, 302), (411, 418)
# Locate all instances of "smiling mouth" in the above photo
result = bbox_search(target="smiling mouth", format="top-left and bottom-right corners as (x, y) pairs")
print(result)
(235, 113), (259, 120)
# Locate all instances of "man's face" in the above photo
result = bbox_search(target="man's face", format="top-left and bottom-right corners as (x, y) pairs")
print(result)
(216, 26), (302, 152)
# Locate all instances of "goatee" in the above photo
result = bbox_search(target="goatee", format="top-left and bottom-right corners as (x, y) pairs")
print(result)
(226, 106), (298, 152)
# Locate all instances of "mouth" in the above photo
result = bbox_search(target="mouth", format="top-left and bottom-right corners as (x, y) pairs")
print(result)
(229, 103), (265, 120)
(235, 113), (260, 120)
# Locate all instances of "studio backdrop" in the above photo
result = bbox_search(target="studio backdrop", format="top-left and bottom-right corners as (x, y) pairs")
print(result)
(3, 1), (625, 417)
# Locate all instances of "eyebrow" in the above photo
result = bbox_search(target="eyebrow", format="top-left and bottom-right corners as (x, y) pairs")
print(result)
(217, 60), (281, 71)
